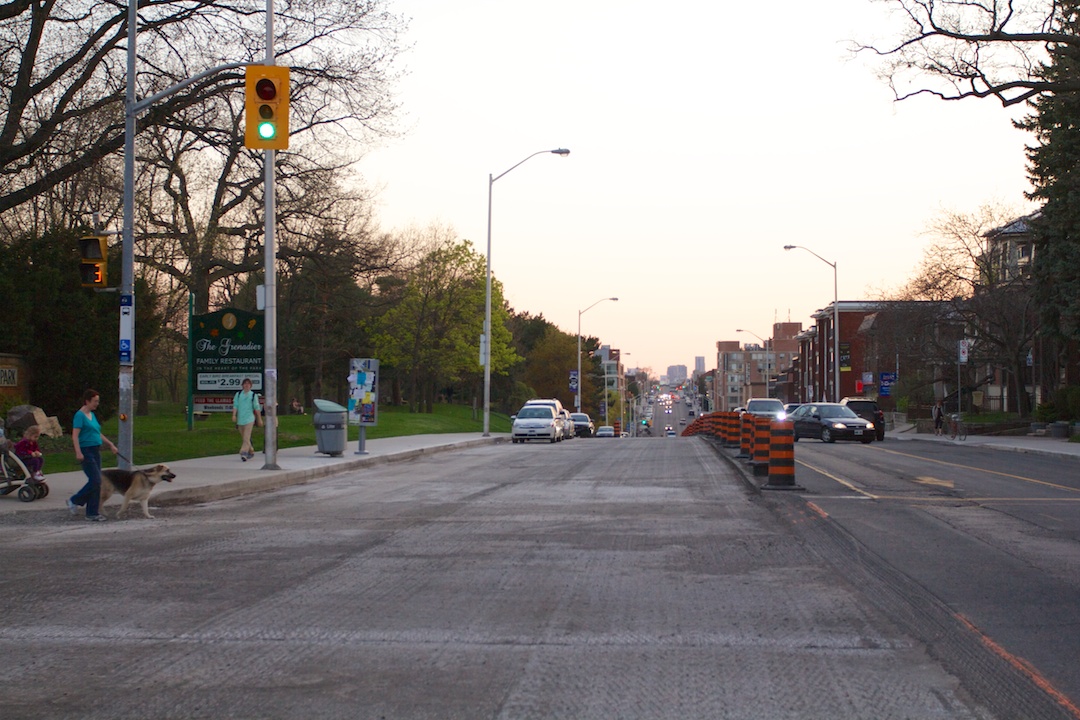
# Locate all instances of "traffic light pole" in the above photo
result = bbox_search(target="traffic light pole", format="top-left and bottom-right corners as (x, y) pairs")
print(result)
(262, 146), (280, 470)
(116, 0), (137, 469)
(260, 0), (280, 469)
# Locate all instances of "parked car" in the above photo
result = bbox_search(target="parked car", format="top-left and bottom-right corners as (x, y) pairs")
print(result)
(571, 413), (595, 437)
(789, 403), (875, 443)
(511, 405), (560, 443)
(841, 397), (886, 441)
(523, 397), (566, 417)
(595, 425), (616, 438)
(557, 409), (575, 440)
(745, 398), (786, 420)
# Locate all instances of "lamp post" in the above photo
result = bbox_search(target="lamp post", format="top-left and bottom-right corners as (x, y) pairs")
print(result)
(736, 328), (771, 398)
(577, 297), (618, 412)
(784, 245), (839, 402)
(483, 148), (570, 436)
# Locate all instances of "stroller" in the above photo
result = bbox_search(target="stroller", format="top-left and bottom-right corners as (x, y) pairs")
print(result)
(0, 435), (49, 502)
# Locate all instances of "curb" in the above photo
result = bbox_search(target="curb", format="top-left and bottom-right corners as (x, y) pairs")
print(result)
(699, 436), (762, 495)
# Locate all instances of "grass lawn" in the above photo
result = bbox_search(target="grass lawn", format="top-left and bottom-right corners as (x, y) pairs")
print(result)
(36, 402), (511, 473)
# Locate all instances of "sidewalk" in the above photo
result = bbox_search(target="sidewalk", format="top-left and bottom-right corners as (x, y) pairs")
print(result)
(889, 421), (1080, 459)
(1, 433), (507, 517)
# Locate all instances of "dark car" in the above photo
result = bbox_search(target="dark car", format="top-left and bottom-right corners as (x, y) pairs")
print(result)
(571, 412), (595, 437)
(789, 403), (875, 443)
(841, 397), (886, 441)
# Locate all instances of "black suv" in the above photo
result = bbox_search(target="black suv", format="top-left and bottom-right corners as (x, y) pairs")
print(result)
(840, 397), (885, 441)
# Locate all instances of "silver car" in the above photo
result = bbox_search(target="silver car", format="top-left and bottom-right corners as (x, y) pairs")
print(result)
(511, 406), (559, 443)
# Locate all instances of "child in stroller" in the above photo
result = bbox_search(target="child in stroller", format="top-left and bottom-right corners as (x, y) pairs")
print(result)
(0, 425), (49, 502)
(14, 425), (45, 481)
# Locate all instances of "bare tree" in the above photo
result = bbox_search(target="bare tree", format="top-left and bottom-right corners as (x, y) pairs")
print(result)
(857, 0), (1073, 106)
(885, 204), (1038, 415)
(0, 0), (404, 218)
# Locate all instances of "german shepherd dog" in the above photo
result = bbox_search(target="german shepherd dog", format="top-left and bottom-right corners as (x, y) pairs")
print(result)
(101, 464), (176, 519)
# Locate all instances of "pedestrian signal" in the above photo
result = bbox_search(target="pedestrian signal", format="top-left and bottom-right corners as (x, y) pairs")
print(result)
(244, 65), (290, 150)
(78, 236), (108, 288)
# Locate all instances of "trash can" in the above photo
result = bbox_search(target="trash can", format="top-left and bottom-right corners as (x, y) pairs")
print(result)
(312, 399), (348, 456)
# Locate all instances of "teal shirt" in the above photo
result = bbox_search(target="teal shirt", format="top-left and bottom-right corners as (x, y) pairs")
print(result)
(73, 410), (102, 448)
(234, 390), (260, 425)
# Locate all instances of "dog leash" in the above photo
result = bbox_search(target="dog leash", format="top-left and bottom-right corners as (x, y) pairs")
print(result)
(113, 450), (142, 472)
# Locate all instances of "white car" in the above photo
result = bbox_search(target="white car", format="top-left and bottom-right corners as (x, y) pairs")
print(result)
(595, 425), (616, 438)
(745, 398), (786, 421)
(511, 406), (559, 443)
(558, 409), (575, 440)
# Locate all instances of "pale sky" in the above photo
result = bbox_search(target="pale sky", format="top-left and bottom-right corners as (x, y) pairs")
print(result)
(360, 0), (1036, 376)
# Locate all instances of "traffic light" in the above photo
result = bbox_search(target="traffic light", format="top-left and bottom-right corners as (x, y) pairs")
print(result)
(244, 65), (290, 150)
(77, 235), (108, 288)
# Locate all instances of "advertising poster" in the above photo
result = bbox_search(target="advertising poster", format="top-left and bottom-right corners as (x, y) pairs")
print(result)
(191, 308), (264, 412)
(349, 358), (379, 426)
(839, 342), (852, 373)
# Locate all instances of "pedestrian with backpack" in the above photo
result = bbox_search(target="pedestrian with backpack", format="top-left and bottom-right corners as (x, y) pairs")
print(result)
(231, 378), (262, 461)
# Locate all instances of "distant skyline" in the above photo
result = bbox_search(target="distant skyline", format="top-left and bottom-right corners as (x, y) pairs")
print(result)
(361, 0), (1037, 373)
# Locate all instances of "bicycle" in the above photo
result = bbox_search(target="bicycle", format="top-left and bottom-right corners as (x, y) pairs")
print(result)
(948, 413), (967, 441)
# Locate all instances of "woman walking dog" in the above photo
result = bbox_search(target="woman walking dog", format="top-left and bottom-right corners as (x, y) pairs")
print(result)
(68, 389), (117, 521)
(232, 378), (262, 461)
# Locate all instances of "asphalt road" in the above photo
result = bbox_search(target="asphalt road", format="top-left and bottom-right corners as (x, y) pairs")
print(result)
(1, 435), (1071, 719)
(785, 439), (1080, 716)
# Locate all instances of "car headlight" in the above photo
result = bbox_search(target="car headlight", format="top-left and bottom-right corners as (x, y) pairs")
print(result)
(832, 422), (846, 429)
(777, 411), (786, 420)
(866, 422), (875, 429)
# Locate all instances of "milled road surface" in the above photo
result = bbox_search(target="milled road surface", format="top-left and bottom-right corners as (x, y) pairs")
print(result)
(0, 437), (1025, 718)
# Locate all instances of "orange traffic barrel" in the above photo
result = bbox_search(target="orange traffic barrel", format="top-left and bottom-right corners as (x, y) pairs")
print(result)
(764, 420), (804, 491)
(737, 413), (752, 457)
(750, 416), (771, 476)
(725, 412), (740, 447)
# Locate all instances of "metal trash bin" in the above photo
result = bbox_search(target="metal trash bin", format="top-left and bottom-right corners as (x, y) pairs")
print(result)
(312, 399), (348, 456)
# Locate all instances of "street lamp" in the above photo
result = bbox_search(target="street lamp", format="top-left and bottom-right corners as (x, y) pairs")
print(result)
(577, 297), (618, 412)
(483, 148), (570, 436)
(784, 245), (839, 402)
(736, 328), (771, 398)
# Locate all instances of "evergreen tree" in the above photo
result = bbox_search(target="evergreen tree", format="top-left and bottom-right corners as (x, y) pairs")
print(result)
(1018, 4), (1080, 341)
(0, 231), (118, 417)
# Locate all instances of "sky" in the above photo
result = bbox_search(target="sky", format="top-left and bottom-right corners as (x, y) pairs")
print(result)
(359, 0), (1037, 376)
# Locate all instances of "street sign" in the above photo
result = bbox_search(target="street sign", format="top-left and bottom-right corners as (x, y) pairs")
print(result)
(959, 339), (970, 364)
(119, 294), (134, 364)
(879, 371), (897, 398)
(569, 370), (578, 393)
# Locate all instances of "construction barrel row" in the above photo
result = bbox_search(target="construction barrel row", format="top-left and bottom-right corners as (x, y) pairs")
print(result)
(681, 411), (798, 489)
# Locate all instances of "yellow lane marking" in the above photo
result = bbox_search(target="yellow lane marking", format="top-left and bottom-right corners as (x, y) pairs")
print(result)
(877, 446), (1080, 494)
(915, 476), (954, 489)
(794, 458), (878, 499)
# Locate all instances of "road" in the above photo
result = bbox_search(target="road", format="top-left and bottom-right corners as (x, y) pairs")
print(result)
(1, 434), (1075, 718)
(784, 438), (1080, 716)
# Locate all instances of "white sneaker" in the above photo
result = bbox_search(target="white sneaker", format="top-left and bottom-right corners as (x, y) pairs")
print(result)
(67, 499), (80, 516)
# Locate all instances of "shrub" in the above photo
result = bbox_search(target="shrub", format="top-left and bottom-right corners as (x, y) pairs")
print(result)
(1035, 402), (1058, 423)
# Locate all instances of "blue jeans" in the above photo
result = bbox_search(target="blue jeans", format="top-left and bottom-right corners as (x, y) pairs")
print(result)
(71, 445), (102, 517)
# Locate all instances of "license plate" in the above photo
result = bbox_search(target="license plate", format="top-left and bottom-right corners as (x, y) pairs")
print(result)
(854, 429), (863, 435)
